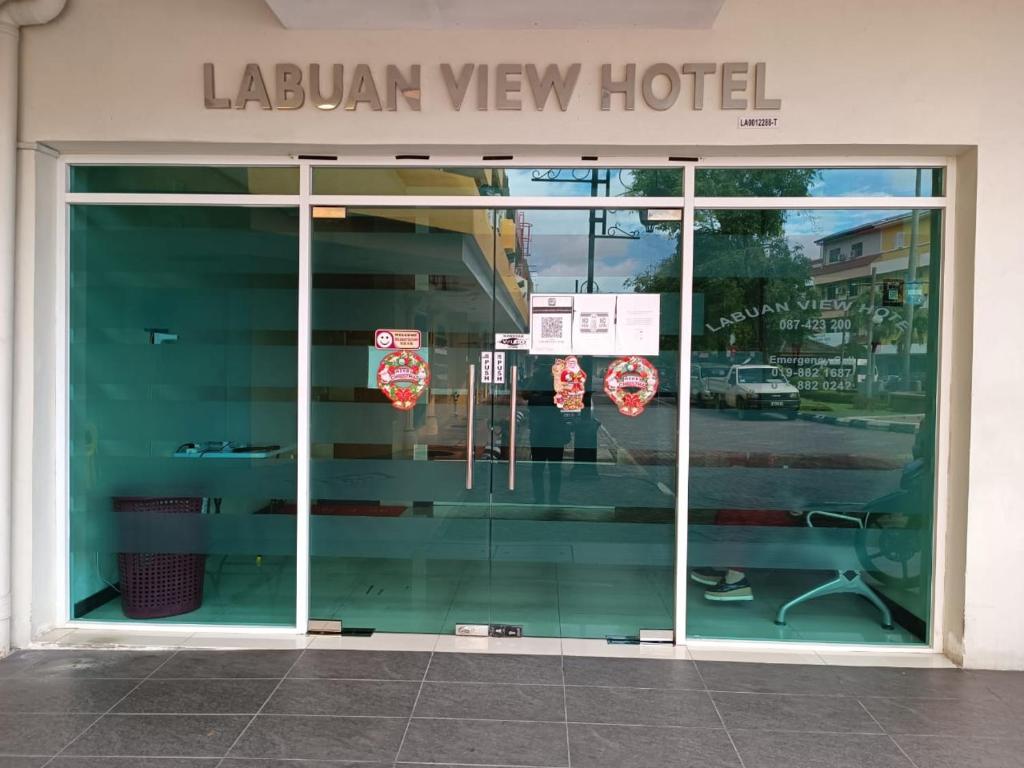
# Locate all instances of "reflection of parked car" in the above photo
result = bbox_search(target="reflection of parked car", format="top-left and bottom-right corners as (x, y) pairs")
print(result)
(690, 364), (729, 407)
(706, 364), (800, 419)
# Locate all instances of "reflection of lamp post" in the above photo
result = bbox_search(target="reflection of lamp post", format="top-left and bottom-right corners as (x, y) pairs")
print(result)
(866, 266), (878, 400)
(901, 170), (922, 389)
(531, 169), (639, 294)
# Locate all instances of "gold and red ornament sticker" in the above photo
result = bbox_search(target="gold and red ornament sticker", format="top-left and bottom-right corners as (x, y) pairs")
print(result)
(604, 356), (659, 417)
(552, 356), (587, 413)
(377, 351), (430, 411)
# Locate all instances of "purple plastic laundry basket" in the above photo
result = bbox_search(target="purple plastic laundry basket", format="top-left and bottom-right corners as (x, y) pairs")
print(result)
(115, 496), (205, 619)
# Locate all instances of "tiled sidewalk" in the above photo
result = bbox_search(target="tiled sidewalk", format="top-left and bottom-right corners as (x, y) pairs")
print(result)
(0, 648), (1022, 767)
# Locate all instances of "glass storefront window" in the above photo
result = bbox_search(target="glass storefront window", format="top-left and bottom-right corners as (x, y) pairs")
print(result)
(695, 168), (944, 198)
(70, 165), (300, 194)
(63, 162), (946, 643)
(69, 205), (299, 625)
(311, 167), (682, 197)
(686, 205), (941, 644)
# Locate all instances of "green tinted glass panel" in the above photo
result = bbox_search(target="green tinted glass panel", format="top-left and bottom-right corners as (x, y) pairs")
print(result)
(695, 167), (944, 197)
(312, 167), (682, 196)
(69, 205), (299, 625)
(686, 205), (941, 644)
(70, 165), (299, 194)
(309, 206), (679, 638)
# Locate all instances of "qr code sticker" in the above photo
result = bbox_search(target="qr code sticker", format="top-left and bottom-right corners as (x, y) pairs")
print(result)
(540, 316), (564, 339)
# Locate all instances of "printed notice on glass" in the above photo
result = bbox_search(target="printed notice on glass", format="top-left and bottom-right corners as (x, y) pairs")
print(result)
(529, 294), (573, 355)
(614, 293), (660, 356)
(570, 293), (617, 356)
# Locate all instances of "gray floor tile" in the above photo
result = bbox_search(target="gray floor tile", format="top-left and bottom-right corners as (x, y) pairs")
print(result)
(112, 678), (278, 714)
(0, 714), (97, 756)
(414, 681), (565, 722)
(398, 718), (568, 766)
(222, 761), (391, 768)
(861, 695), (1024, 737)
(152, 651), (301, 679)
(264, 679), (420, 717)
(698, 661), (846, 695)
(837, 667), (996, 699)
(228, 715), (407, 762)
(288, 651), (430, 681)
(425, 653), (563, 685)
(0, 757), (49, 767)
(0, 678), (138, 713)
(566, 686), (720, 727)
(893, 734), (1024, 768)
(50, 759), (220, 767)
(0, 650), (170, 679)
(730, 730), (915, 768)
(62, 714), (251, 757)
(712, 692), (883, 733)
(563, 656), (704, 690)
(963, 670), (1024, 706)
(568, 723), (739, 768)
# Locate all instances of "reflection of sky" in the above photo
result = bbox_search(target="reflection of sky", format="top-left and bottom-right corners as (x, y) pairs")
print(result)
(517, 208), (677, 293)
(807, 168), (938, 197)
(505, 168), (636, 197)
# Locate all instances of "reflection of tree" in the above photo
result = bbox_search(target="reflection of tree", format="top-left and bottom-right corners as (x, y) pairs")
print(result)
(627, 169), (821, 355)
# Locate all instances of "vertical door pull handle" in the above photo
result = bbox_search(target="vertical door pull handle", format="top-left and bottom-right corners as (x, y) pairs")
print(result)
(508, 365), (518, 490)
(466, 363), (475, 490)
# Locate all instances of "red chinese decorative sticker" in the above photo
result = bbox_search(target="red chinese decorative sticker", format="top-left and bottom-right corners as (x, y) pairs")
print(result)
(552, 356), (587, 413)
(604, 356), (659, 417)
(377, 350), (430, 411)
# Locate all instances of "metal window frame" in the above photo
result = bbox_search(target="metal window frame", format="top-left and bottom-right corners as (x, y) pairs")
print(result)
(54, 154), (953, 654)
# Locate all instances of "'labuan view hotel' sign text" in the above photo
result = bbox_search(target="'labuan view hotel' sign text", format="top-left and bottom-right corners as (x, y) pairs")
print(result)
(203, 63), (781, 112)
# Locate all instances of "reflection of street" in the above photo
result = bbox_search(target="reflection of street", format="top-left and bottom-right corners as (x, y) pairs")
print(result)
(688, 407), (914, 457)
(590, 400), (914, 509)
(591, 399), (913, 463)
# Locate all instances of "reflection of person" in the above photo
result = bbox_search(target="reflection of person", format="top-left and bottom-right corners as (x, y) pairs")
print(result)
(524, 363), (570, 505)
(691, 510), (799, 601)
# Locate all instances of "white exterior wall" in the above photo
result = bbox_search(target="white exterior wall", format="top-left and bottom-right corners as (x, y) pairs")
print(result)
(11, 0), (1023, 668)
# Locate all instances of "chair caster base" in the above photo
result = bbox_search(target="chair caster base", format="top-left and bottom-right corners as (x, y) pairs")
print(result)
(773, 620), (787, 626)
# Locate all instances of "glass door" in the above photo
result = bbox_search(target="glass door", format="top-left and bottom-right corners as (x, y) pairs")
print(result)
(309, 207), (499, 633)
(488, 208), (680, 639)
(308, 205), (680, 639)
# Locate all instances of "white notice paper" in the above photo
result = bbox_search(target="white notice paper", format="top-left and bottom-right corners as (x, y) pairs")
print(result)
(529, 295), (574, 355)
(480, 351), (493, 383)
(614, 293), (661, 356)
(571, 294), (617, 356)
(494, 352), (506, 384)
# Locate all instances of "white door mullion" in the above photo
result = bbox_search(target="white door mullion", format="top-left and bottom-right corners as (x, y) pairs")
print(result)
(675, 164), (696, 645)
(295, 162), (312, 634)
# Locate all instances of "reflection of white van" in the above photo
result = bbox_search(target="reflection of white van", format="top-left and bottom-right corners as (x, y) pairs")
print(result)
(707, 365), (801, 419)
(690, 364), (730, 406)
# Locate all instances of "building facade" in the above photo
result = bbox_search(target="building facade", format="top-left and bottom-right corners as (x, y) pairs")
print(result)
(1, 0), (1021, 669)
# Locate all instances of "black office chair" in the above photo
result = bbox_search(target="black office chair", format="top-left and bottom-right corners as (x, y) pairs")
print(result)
(775, 459), (927, 630)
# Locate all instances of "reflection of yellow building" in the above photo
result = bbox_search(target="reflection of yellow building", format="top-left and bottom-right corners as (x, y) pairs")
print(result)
(811, 212), (934, 315)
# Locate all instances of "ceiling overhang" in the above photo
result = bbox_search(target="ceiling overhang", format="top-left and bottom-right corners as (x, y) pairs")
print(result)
(263, 0), (725, 30)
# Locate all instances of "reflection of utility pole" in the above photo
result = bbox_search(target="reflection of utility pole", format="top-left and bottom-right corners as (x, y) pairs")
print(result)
(901, 169), (922, 389)
(587, 174), (598, 294)
(866, 266), (878, 400)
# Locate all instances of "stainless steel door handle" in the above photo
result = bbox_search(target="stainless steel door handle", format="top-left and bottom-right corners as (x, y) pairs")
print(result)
(466, 363), (475, 490)
(508, 365), (518, 490)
